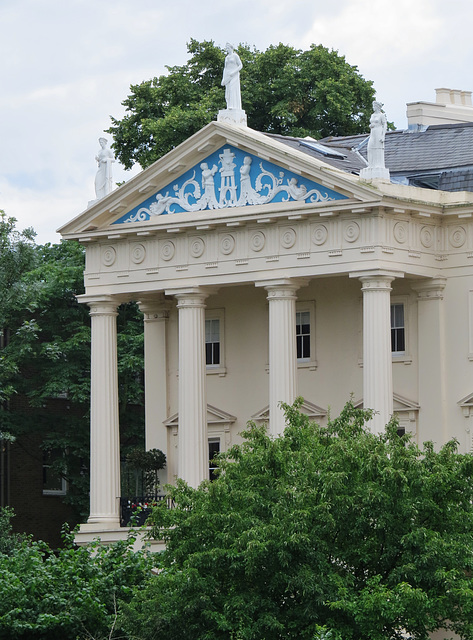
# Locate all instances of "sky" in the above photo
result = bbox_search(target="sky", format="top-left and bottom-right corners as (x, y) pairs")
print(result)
(0, 0), (471, 244)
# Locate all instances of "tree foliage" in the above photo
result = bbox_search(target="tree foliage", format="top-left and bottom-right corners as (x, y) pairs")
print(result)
(0, 215), (146, 519)
(0, 509), (153, 640)
(108, 39), (375, 170)
(121, 401), (473, 640)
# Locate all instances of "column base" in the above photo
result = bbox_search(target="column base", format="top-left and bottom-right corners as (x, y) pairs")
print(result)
(74, 523), (166, 553)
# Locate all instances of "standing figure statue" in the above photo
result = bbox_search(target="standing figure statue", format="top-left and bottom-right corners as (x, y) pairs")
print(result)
(95, 137), (115, 200)
(221, 43), (243, 111)
(367, 101), (387, 169)
(359, 100), (390, 181)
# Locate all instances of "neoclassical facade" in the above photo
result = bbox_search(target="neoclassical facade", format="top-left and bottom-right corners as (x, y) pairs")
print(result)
(59, 120), (473, 543)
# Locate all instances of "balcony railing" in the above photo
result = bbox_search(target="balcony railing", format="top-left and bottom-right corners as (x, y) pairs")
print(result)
(120, 495), (174, 527)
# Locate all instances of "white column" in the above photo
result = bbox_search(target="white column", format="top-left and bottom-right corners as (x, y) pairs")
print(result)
(412, 278), (447, 443)
(87, 296), (121, 528)
(138, 295), (170, 486)
(258, 279), (300, 436)
(167, 287), (209, 488)
(352, 270), (402, 434)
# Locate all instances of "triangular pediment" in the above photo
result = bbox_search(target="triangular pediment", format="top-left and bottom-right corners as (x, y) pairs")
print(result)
(111, 144), (348, 225)
(163, 404), (237, 428)
(58, 121), (381, 239)
(251, 399), (327, 423)
(354, 394), (420, 413)
(458, 392), (473, 408)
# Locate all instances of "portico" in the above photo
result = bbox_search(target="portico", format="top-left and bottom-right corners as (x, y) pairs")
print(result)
(59, 119), (473, 542)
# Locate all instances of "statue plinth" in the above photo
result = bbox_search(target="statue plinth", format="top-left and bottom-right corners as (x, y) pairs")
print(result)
(359, 166), (390, 182)
(217, 109), (247, 126)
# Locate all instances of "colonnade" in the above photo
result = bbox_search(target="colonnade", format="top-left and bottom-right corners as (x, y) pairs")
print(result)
(80, 269), (404, 529)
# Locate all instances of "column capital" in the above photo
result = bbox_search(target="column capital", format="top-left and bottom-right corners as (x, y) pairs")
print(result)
(77, 294), (123, 316)
(138, 294), (172, 321)
(350, 269), (404, 291)
(256, 277), (307, 299)
(412, 278), (447, 301)
(165, 286), (215, 309)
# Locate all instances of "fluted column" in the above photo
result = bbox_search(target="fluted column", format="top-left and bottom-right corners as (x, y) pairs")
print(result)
(352, 270), (402, 434)
(258, 279), (300, 436)
(412, 278), (447, 442)
(138, 295), (171, 486)
(167, 287), (209, 488)
(87, 296), (120, 527)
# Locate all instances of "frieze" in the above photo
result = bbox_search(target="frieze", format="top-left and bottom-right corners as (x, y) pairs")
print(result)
(112, 145), (347, 225)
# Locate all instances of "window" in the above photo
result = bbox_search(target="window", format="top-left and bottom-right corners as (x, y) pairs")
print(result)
(205, 318), (220, 366)
(296, 301), (317, 370)
(296, 311), (311, 360)
(205, 309), (226, 375)
(208, 439), (220, 481)
(43, 450), (67, 496)
(391, 303), (405, 354)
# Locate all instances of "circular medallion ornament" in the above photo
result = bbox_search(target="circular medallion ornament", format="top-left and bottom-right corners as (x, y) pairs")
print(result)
(220, 234), (235, 255)
(393, 222), (408, 244)
(281, 228), (296, 249)
(420, 226), (434, 248)
(450, 226), (466, 248)
(250, 231), (265, 252)
(312, 224), (328, 246)
(161, 240), (175, 261)
(131, 243), (146, 264)
(190, 237), (205, 258)
(102, 246), (116, 267)
(343, 221), (360, 243)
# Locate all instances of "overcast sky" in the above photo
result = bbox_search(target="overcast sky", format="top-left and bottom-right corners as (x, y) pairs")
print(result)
(0, 0), (471, 244)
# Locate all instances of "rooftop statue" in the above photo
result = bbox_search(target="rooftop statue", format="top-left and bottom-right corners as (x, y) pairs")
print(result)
(217, 43), (247, 126)
(95, 137), (115, 200)
(360, 101), (390, 181)
(221, 43), (243, 111)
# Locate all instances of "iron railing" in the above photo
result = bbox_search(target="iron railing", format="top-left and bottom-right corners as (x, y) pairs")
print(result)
(120, 495), (174, 527)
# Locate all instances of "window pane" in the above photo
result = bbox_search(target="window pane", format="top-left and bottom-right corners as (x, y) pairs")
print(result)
(296, 310), (310, 360)
(390, 304), (405, 353)
(209, 440), (220, 481)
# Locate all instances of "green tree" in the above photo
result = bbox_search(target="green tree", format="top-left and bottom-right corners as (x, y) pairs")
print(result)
(0, 509), (153, 640)
(108, 39), (375, 170)
(121, 401), (473, 640)
(0, 217), (146, 520)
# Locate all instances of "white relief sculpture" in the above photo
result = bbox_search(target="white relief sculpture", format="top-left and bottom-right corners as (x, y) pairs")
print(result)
(237, 156), (264, 205)
(219, 148), (237, 206)
(199, 163), (219, 209)
(118, 151), (339, 222)
(221, 43), (243, 110)
(95, 137), (115, 199)
(360, 101), (390, 181)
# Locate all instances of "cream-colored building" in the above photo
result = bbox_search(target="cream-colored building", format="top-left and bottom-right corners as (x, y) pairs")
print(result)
(59, 119), (473, 544)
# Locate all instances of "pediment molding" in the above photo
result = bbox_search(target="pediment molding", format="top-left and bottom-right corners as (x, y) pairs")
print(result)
(354, 393), (420, 413)
(251, 399), (327, 423)
(58, 121), (384, 239)
(164, 403), (237, 428)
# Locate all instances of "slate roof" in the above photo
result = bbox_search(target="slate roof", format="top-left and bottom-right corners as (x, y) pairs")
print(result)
(269, 122), (473, 193)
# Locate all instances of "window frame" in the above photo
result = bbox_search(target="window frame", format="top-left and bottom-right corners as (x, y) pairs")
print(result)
(390, 296), (412, 364)
(42, 450), (67, 496)
(205, 308), (226, 376)
(296, 301), (317, 370)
